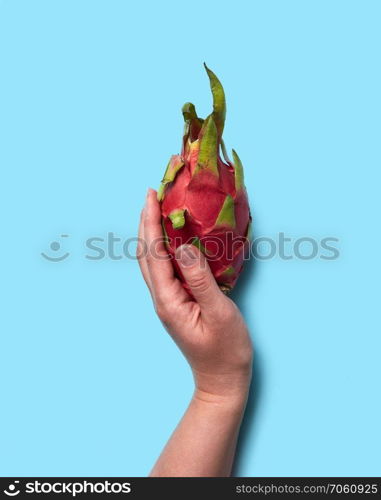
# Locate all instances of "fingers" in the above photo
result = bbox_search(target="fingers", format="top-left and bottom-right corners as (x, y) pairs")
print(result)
(143, 189), (187, 306)
(175, 244), (226, 313)
(138, 189), (224, 318)
(137, 207), (152, 291)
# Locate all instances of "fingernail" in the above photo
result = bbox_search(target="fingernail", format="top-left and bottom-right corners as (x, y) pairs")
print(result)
(144, 189), (151, 208)
(176, 244), (198, 267)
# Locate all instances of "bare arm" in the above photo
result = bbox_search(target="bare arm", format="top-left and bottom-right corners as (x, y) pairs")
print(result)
(138, 189), (253, 477)
(150, 391), (249, 477)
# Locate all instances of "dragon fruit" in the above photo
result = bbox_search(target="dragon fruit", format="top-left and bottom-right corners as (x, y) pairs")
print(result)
(158, 64), (251, 293)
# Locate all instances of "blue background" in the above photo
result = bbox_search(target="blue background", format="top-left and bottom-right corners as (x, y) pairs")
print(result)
(1, 0), (380, 477)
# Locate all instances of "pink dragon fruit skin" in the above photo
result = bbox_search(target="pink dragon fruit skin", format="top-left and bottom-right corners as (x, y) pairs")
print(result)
(158, 64), (252, 294)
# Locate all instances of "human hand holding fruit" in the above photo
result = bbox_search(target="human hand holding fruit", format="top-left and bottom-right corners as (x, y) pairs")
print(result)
(137, 189), (252, 476)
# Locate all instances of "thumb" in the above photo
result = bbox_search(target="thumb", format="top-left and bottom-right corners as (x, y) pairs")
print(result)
(175, 244), (224, 309)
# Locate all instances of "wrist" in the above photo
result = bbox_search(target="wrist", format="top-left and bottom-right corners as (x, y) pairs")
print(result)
(193, 387), (249, 419)
(193, 368), (252, 411)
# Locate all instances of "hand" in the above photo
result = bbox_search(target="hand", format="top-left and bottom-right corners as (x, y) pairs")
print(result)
(138, 189), (253, 405)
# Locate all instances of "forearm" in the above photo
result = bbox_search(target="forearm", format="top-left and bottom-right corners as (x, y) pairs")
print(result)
(150, 388), (249, 477)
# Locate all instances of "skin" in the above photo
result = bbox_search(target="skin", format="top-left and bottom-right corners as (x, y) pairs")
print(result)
(137, 188), (253, 477)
